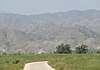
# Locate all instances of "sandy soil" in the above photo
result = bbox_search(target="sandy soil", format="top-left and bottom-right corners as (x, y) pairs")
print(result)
(23, 61), (55, 70)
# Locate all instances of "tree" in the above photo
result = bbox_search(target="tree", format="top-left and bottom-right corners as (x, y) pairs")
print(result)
(75, 44), (88, 54)
(56, 43), (71, 54)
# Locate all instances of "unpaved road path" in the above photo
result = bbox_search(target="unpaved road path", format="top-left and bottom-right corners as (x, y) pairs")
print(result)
(23, 61), (55, 70)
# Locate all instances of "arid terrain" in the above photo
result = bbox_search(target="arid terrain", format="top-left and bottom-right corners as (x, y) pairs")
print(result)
(0, 10), (100, 53)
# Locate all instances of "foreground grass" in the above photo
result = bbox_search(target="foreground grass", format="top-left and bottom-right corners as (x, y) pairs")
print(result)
(0, 54), (100, 70)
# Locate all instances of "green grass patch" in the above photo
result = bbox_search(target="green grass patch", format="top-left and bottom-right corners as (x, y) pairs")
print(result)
(0, 54), (100, 70)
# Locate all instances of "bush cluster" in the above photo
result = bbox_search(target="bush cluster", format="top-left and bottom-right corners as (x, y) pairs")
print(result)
(55, 43), (89, 54)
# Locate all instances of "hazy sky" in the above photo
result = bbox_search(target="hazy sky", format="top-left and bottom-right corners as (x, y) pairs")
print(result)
(0, 0), (100, 15)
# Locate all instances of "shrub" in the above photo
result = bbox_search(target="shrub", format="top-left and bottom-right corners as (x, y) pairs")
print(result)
(55, 43), (72, 54)
(75, 44), (88, 54)
(13, 59), (20, 64)
(96, 50), (100, 53)
(2, 52), (7, 55)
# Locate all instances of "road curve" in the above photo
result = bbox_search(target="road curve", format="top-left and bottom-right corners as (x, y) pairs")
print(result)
(23, 61), (55, 70)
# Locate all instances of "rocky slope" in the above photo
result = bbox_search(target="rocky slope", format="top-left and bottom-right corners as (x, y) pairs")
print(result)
(0, 10), (100, 53)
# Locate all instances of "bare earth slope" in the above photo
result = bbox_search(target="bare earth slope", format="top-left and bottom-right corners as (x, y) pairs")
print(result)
(0, 10), (100, 53)
(23, 61), (55, 70)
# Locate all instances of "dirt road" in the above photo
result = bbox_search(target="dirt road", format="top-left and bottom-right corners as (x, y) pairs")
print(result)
(23, 61), (55, 70)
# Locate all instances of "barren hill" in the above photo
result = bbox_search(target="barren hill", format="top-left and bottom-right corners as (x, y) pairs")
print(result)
(0, 10), (100, 53)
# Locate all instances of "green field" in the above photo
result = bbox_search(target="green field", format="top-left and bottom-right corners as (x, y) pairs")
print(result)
(0, 54), (100, 70)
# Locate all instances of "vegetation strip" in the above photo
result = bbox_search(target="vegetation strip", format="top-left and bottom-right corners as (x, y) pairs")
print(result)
(0, 54), (100, 70)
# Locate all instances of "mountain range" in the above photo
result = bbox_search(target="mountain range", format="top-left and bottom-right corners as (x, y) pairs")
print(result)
(0, 10), (100, 53)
